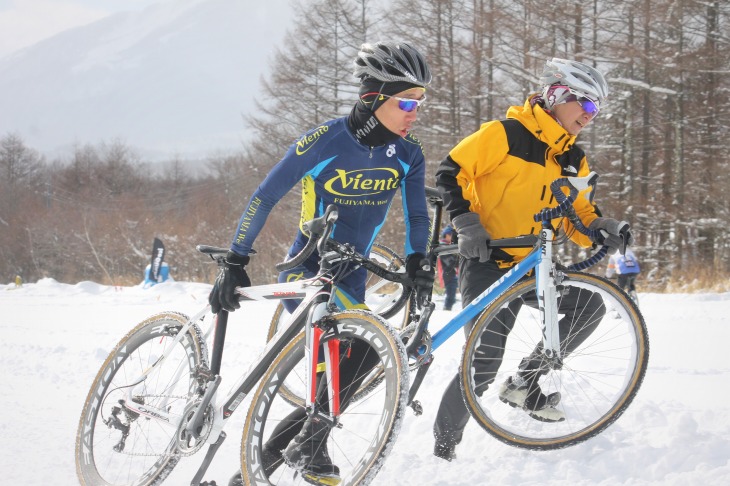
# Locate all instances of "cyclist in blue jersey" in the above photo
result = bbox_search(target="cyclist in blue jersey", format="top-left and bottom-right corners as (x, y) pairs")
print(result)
(210, 41), (434, 486)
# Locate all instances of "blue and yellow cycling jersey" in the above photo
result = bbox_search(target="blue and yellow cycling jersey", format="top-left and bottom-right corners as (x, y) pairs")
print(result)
(229, 116), (430, 300)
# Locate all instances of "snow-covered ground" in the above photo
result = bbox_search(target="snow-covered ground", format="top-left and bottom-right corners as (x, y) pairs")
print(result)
(2, 278), (729, 485)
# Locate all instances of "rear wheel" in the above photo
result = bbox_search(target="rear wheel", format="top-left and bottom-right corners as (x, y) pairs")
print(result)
(460, 272), (649, 450)
(241, 310), (409, 486)
(76, 312), (208, 485)
(362, 243), (411, 322)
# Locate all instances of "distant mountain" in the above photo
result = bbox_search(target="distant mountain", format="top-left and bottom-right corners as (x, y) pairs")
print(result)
(0, 0), (292, 160)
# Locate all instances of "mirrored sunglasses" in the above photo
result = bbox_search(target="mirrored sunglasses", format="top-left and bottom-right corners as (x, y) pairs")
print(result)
(577, 97), (600, 115)
(381, 94), (427, 112)
(566, 94), (600, 116)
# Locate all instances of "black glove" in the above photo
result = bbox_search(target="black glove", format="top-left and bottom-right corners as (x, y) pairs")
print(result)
(452, 212), (491, 262)
(589, 218), (634, 255)
(209, 251), (251, 314)
(406, 253), (435, 306)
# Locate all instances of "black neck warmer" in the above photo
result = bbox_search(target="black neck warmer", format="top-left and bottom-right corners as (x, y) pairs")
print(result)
(347, 102), (401, 147)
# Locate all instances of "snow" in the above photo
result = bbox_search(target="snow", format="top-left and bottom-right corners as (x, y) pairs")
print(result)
(2, 278), (729, 485)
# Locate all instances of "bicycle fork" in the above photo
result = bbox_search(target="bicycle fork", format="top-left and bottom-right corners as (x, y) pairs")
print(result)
(536, 227), (562, 363)
(305, 301), (343, 425)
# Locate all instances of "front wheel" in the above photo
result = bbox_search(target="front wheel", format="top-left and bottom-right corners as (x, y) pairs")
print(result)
(628, 289), (640, 307)
(266, 243), (411, 408)
(460, 272), (649, 450)
(75, 312), (208, 485)
(241, 310), (409, 486)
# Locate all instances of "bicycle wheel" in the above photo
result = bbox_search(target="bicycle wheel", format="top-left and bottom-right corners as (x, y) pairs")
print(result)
(629, 290), (640, 307)
(362, 243), (411, 321)
(76, 312), (208, 485)
(460, 272), (649, 450)
(266, 244), (411, 408)
(241, 310), (409, 486)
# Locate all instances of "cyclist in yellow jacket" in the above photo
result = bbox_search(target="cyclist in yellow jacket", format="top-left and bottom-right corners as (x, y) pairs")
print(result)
(433, 58), (633, 461)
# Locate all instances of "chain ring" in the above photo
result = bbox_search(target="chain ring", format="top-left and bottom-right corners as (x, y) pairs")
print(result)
(175, 400), (214, 455)
(400, 323), (432, 367)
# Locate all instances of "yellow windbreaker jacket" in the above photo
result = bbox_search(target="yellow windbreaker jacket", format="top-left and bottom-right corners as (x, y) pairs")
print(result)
(435, 96), (600, 267)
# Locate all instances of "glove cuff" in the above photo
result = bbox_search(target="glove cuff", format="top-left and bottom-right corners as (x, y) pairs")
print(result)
(452, 212), (482, 231)
(406, 252), (426, 264)
(589, 217), (623, 235)
(405, 252), (427, 276)
(225, 250), (250, 266)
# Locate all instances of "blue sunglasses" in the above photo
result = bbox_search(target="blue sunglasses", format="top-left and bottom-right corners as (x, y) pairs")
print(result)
(578, 97), (599, 115)
(380, 94), (427, 112)
(567, 94), (600, 116)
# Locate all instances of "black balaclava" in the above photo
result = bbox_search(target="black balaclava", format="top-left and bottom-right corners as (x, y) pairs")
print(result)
(347, 77), (422, 147)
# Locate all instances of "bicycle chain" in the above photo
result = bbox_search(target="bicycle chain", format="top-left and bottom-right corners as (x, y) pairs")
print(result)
(136, 393), (191, 401)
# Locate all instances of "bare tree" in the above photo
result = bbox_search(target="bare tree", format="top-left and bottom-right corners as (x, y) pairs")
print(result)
(2, 0), (729, 289)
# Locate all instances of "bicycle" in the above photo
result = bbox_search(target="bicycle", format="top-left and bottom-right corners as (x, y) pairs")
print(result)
(399, 171), (649, 450)
(75, 206), (413, 486)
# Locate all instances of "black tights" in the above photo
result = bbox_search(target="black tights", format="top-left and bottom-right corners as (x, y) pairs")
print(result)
(264, 339), (380, 451)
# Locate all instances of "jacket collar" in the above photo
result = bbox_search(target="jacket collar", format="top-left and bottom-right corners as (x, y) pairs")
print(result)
(506, 95), (577, 154)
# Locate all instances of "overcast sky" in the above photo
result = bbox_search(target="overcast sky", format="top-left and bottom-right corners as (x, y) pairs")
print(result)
(0, 0), (180, 58)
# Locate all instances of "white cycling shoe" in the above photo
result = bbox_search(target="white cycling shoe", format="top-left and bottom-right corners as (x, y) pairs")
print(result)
(498, 376), (566, 423)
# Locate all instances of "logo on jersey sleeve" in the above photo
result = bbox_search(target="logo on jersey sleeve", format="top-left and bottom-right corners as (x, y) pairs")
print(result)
(324, 168), (400, 196)
(296, 125), (329, 155)
(403, 133), (425, 156)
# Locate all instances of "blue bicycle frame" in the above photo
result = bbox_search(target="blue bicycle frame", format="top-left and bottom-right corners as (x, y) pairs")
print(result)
(407, 172), (610, 383)
(430, 244), (539, 350)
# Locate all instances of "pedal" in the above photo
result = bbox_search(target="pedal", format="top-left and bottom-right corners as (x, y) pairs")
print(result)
(409, 399), (423, 416)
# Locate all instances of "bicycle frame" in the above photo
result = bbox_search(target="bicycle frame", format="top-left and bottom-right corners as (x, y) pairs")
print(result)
(428, 227), (556, 355)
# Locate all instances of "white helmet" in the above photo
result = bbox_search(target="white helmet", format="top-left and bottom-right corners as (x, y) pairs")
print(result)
(539, 58), (608, 105)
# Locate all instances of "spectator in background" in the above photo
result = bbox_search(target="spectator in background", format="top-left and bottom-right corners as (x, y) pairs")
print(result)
(606, 246), (641, 301)
(438, 225), (458, 311)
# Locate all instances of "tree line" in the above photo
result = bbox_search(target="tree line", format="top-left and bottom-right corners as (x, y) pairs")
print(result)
(1, 0), (728, 291)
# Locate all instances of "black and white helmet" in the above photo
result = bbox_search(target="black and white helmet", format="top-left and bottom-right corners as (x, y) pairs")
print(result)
(353, 41), (432, 87)
(539, 58), (608, 104)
